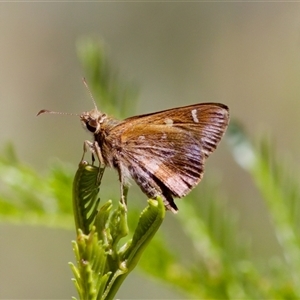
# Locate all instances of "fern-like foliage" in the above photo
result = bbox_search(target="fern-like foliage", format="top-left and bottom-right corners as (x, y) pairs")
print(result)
(69, 160), (166, 300)
(0, 142), (74, 227)
(227, 121), (300, 297)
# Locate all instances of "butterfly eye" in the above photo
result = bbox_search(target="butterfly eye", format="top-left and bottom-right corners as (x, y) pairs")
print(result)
(86, 120), (97, 133)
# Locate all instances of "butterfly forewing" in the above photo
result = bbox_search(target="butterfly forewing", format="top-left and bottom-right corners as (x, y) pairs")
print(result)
(111, 103), (229, 198)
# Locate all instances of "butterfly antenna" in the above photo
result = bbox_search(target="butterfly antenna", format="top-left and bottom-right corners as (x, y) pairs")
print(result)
(36, 109), (79, 117)
(82, 77), (99, 111)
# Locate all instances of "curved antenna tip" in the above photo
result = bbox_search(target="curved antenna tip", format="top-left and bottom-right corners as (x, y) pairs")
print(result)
(36, 109), (50, 116)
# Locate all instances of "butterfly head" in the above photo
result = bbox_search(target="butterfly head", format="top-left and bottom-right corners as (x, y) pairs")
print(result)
(80, 109), (107, 134)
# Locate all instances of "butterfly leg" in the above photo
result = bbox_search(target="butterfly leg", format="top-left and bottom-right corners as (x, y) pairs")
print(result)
(81, 141), (89, 163)
(121, 184), (128, 207)
(83, 140), (106, 184)
(116, 164), (129, 211)
(82, 140), (102, 164)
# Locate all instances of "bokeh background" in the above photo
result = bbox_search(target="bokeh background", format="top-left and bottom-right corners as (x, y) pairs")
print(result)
(1, 2), (300, 299)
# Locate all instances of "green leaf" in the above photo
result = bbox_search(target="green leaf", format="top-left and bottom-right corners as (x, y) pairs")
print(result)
(72, 160), (105, 234)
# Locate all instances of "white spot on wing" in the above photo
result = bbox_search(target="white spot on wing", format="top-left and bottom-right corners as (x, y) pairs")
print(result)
(164, 118), (173, 126)
(161, 133), (167, 139)
(191, 109), (199, 123)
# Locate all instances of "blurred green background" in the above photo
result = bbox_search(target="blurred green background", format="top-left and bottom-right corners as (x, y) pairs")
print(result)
(1, 2), (300, 299)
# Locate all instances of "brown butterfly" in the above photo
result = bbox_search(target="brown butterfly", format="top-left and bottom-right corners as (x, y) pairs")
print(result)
(38, 89), (229, 213)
